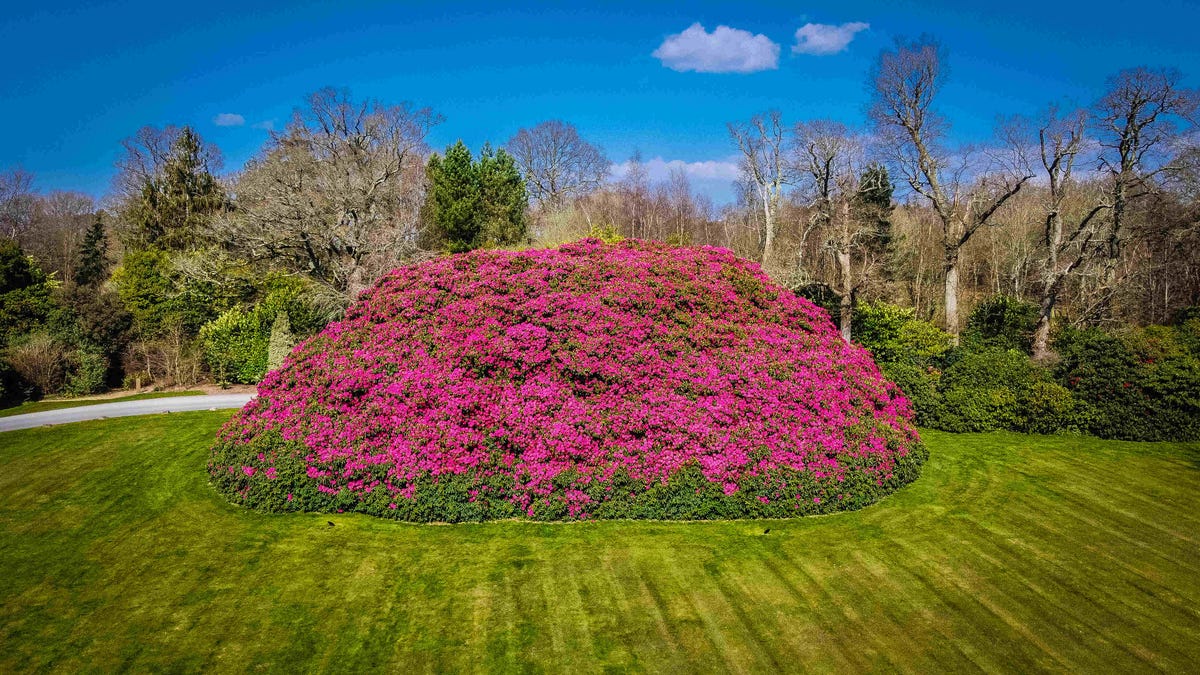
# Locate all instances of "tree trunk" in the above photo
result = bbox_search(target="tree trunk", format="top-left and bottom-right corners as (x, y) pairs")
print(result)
(760, 197), (776, 265)
(1032, 299), (1054, 361)
(944, 251), (960, 337)
(837, 249), (853, 342)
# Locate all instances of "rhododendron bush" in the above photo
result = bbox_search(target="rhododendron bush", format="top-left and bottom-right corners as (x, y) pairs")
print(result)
(209, 239), (925, 521)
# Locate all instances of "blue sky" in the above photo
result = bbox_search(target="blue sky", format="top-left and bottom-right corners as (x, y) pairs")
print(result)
(2, 0), (1198, 204)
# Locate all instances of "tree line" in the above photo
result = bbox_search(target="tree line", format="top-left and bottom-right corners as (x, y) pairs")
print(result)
(0, 38), (1196, 409)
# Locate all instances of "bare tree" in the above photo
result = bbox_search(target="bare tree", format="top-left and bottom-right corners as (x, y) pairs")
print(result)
(728, 110), (791, 266)
(506, 120), (610, 209)
(870, 37), (1032, 336)
(1093, 67), (1199, 286)
(217, 88), (442, 304)
(793, 121), (894, 340)
(999, 109), (1110, 358)
(0, 167), (36, 240)
(24, 191), (96, 280)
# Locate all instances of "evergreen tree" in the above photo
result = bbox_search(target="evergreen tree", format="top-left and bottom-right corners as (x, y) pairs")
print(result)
(128, 127), (224, 251)
(856, 163), (898, 287)
(266, 311), (295, 372)
(477, 144), (529, 247)
(424, 141), (529, 253)
(74, 213), (108, 287)
(425, 141), (481, 253)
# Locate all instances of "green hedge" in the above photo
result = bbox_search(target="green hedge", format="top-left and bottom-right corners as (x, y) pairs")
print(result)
(861, 299), (1200, 441)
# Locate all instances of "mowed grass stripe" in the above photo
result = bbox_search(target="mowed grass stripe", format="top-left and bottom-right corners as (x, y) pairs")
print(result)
(948, 519), (1172, 670)
(1012, 450), (1200, 538)
(1, 415), (1199, 672)
(962, 510), (1199, 651)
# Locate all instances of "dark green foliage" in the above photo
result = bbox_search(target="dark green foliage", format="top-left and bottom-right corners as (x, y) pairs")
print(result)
(793, 282), (841, 322)
(209, 432), (928, 523)
(963, 295), (1039, 354)
(0, 239), (57, 348)
(63, 346), (110, 396)
(425, 141), (481, 253)
(54, 286), (133, 356)
(477, 144), (529, 246)
(877, 319), (1200, 440)
(111, 249), (177, 335)
(73, 214), (108, 287)
(854, 163), (896, 282)
(125, 127), (225, 251)
(0, 360), (25, 407)
(424, 141), (528, 253)
(879, 362), (940, 426)
(1055, 327), (1200, 441)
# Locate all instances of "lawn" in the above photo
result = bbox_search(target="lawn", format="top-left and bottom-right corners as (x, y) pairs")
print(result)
(0, 390), (205, 418)
(0, 413), (1197, 672)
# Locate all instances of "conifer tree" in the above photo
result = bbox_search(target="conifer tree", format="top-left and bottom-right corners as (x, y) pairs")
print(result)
(856, 163), (897, 288)
(424, 141), (528, 253)
(266, 311), (294, 372)
(425, 141), (481, 252)
(477, 144), (529, 247)
(74, 213), (108, 287)
(129, 127), (224, 251)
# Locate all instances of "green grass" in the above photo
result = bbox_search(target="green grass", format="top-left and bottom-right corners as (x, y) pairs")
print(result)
(0, 390), (205, 417)
(1, 414), (1197, 672)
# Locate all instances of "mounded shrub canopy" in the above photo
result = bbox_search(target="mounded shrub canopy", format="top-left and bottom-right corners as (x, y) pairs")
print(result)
(210, 240), (925, 521)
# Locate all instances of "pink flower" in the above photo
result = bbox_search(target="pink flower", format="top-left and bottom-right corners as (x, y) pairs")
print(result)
(211, 240), (922, 519)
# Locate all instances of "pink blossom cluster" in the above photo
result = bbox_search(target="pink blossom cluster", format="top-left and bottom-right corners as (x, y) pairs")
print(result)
(212, 239), (922, 519)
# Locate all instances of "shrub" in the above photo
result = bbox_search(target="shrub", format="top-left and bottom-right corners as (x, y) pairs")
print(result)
(64, 347), (110, 397)
(200, 282), (322, 384)
(6, 333), (67, 397)
(852, 301), (914, 363)
(938, 385), (1021, 433)
(1054, 327), (1200, 441)
(200, 307), (264, 384)
(963, 295), (1039, 353)
(879, 362), (940, 427)
(897, 320), (954, 366)
(1018, 381), (1078, 435)
(935, 348), (1051, 433)
(210, 240), (925, 522)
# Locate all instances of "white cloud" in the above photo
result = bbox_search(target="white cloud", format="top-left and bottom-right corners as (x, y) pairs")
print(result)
(213, 113), (246, 127)
(252, 119), (275, 131)
(653, 23), (779, 73)
(792, 22), (869, 55)
(611, 156), (741, 183)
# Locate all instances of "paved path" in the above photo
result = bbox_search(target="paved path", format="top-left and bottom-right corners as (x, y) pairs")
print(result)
(0, 394), (255, 432)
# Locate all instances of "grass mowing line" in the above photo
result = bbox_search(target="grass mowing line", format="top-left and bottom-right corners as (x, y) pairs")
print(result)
(753, 553), (862, 672)
(1012, 451), (1200, 535)
(884, 537), (1047, 672)
(775, 550), (888, 671)
(950, 517), (1163, 670)
(966, 506), (1196, 645)
(849, 548), (984, 673)
(997, 488), (1200, 621)
(1019, 481), (1200, 578)
(662, 546), (775, 674)
(1, 416), (1200, 671)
